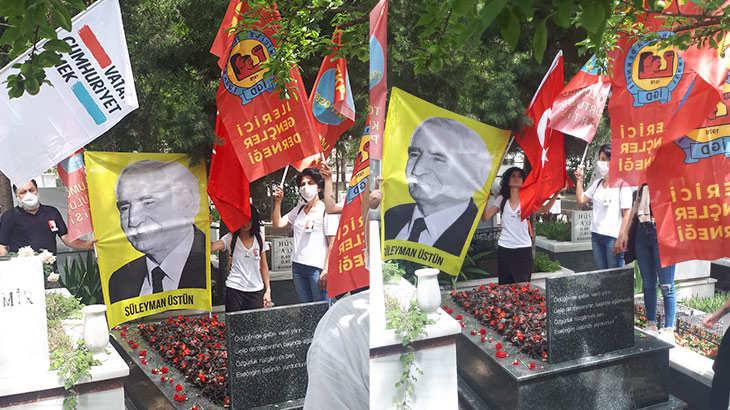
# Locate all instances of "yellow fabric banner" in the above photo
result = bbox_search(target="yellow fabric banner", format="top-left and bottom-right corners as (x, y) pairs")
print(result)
(381, 88), (510, 276)
(85, 152), (211, 328)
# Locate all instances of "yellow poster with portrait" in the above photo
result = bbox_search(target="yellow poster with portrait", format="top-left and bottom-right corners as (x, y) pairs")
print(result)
(85, 152), (211, 328)
(381, 88), (510, 276)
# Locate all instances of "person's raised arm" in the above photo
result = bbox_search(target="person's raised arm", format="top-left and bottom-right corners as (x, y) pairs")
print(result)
(0, 245), (7, 256)
(574, 165), (590, 206)
(211, 239), (225, 252)
(320, 162), (343, 214)
(481, 195), (499, 222)
(271, 186), (290, 229)
(60, 235), (97, 251)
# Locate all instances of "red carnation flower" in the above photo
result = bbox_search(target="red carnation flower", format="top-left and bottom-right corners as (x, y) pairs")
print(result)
(455, 314), (463, 320)
(447, 308), (454, 314)
(512, 360), (519, 365)
(122, 325), (128, 331)
(151, 369), (158, 374)
(479, 329), (486, 335)
(481, 337), (486, 342)
(120, 331), (127, 339)
(528, 363), (536, 370)
(176, 384), (183, 392)
(141, 358), (148, 365)
(495, 351), (507, 358)
(139, 350), (147, 357)
(495, 342), (503, 350)
(161, 367), (169, 374)
(198, 373), (205, 382)
(460, 322), (466, 328)
(132, 343), (139, 349)
(470, 330), (477, 336)
(161, 376), (166, 382)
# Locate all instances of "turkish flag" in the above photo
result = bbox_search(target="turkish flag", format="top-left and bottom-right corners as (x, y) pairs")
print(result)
(207, 114), (251, 233)
(517, 51), (572, 219)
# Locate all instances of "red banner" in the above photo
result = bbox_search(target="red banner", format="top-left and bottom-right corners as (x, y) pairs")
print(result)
(327, 125), (370, 297)
(368, 0), (388, 160)
(608, 2), (729, 187)
(518, 52), (572, 219)
(57, 149), (93, 241)
(549, 55), (610, 143)
(647, 71), (730, 267)
(294, 29), (355, 170)
(208, 115), (251, 233)
(211, 0), (321, 181)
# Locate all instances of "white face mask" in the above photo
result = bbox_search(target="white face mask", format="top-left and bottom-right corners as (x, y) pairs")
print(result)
(299, 185), (319, 202)
(595, 160), (609, 177)
(21, 193), (39, 210)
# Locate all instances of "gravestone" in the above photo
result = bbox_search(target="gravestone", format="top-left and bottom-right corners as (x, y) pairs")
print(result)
(545, 267), (635, 363)
(570, 210), (592, 242)
(226, 301), (328, 409)
(270, 237), (293, 271)
(0, 256), (50, 375)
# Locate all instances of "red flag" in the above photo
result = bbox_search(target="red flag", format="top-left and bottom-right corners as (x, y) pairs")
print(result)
(646, 71), (730, 267)
(517, 51), (572, 219)
(327, 124), (370, 297)
(608, 1), (729, 187)
(57, 149), (93, 242)
(293, 29), (355, 170)
(207, 115), (251, 233)
(549, 55), (610, 143)
(368, 0), (388, 160)
(211, 0), (322, 181)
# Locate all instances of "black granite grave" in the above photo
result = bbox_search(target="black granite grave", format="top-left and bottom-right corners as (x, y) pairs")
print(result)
(546, 268), (635, 363)
(226, 302), (328, 410)
(451, 267), (687, 410)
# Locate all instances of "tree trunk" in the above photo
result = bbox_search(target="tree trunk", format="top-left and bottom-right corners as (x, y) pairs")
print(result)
(0, 171), (13, 215)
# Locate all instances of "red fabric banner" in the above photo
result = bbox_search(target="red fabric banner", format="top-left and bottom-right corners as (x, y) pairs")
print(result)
(293, 29), (355, 170)
(647, 71), (730, 267)
(518, 52), (572, 219)
(549, 55), (610, 143)
(57, 149), (93, 241)
(368, 0), (388, 160)
(208, 115), (251, 233)
(211, 0), (321, 181)
(608, 2), (729, 187)
(327, 125), (370, 297)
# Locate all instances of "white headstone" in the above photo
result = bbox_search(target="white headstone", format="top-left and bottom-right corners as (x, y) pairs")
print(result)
(269, 237), (293, 271)
(0, 256), (50, 374)
(570, 210), (592, 242)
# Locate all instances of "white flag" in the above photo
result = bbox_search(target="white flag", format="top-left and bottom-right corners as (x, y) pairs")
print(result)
(0, 0), (137, 185)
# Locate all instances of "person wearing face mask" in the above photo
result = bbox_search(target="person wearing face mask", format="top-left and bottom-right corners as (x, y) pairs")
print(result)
(0, 180), (96, 258)
(574, 144), (633, 269)
(271, 167), (338, 303)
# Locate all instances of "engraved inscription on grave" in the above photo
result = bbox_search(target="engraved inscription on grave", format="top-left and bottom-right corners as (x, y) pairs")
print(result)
(546, 267), (634, 364)
(226, 302), (328, 409)
(270, 237), (293, 271)
(570, 210), (592, 242)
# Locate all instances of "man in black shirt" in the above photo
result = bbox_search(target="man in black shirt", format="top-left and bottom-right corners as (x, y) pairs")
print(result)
(0, 180), (96, 256)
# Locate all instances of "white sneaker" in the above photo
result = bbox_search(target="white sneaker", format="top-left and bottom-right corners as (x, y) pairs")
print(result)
(643, 322), (658, 336)
(658, 328), (675, 344)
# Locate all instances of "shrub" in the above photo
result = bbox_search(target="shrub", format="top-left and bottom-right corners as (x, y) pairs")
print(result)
(680, 292), (730, 313)
(534, 220), (570, 242)
(534, 252), (561, 272)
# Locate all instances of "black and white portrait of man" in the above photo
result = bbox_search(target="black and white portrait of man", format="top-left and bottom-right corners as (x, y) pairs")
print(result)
(108, 160), (206, 303)
(384, 117), (492, 255)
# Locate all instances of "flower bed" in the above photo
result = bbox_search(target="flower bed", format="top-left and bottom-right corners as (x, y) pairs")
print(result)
(115, 315), (229, 407)
(449, 283), (547, 359)
(634, 296), (723, 360)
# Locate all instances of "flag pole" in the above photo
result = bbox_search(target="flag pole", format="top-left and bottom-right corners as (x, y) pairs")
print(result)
(499, 135), (515, 165)
(279, 165), (289, 187)
(579, 141), (590, 167)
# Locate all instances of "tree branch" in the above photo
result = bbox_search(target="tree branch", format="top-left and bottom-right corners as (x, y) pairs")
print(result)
(339, 14), (368, 29)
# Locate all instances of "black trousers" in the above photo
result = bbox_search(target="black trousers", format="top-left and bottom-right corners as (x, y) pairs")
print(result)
(497, 246), (533, 285)
(710, 328), (730, 409)
(225, 287), (265, 313)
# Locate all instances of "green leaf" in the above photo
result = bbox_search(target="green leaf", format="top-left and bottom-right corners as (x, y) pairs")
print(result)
(0, 0), (26, 16)
(553, 0), (573, 29)
(38, 25), (58, 40)
(532, 18), (547, 64)
(453, 0), (477, 16)
(497, 8), (519, 50)
(51, 2), (73, 32)
(0, 27), (21, 45)
(415, 13), (434, 27)
(44, 38), (72, 53)
(580, 0), (606, 34)
(457, 0), (508, 45)
(37, 50), (62, 67)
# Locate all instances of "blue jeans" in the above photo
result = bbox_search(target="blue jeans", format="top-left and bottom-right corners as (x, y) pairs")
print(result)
(635, 223), (676, 328)
(292, 261), (327, 303)
(591, 232), (624, 270)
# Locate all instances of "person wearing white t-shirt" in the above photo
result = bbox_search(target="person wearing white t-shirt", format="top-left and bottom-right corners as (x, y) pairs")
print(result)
(575, 144), (633, 269)
(211, 205), (271, 312)
(272, 167), (337, 303)
(482, 167), (561, 284)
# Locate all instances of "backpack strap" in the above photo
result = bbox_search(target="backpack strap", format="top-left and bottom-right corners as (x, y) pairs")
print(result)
(229, 229), (264, 269)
